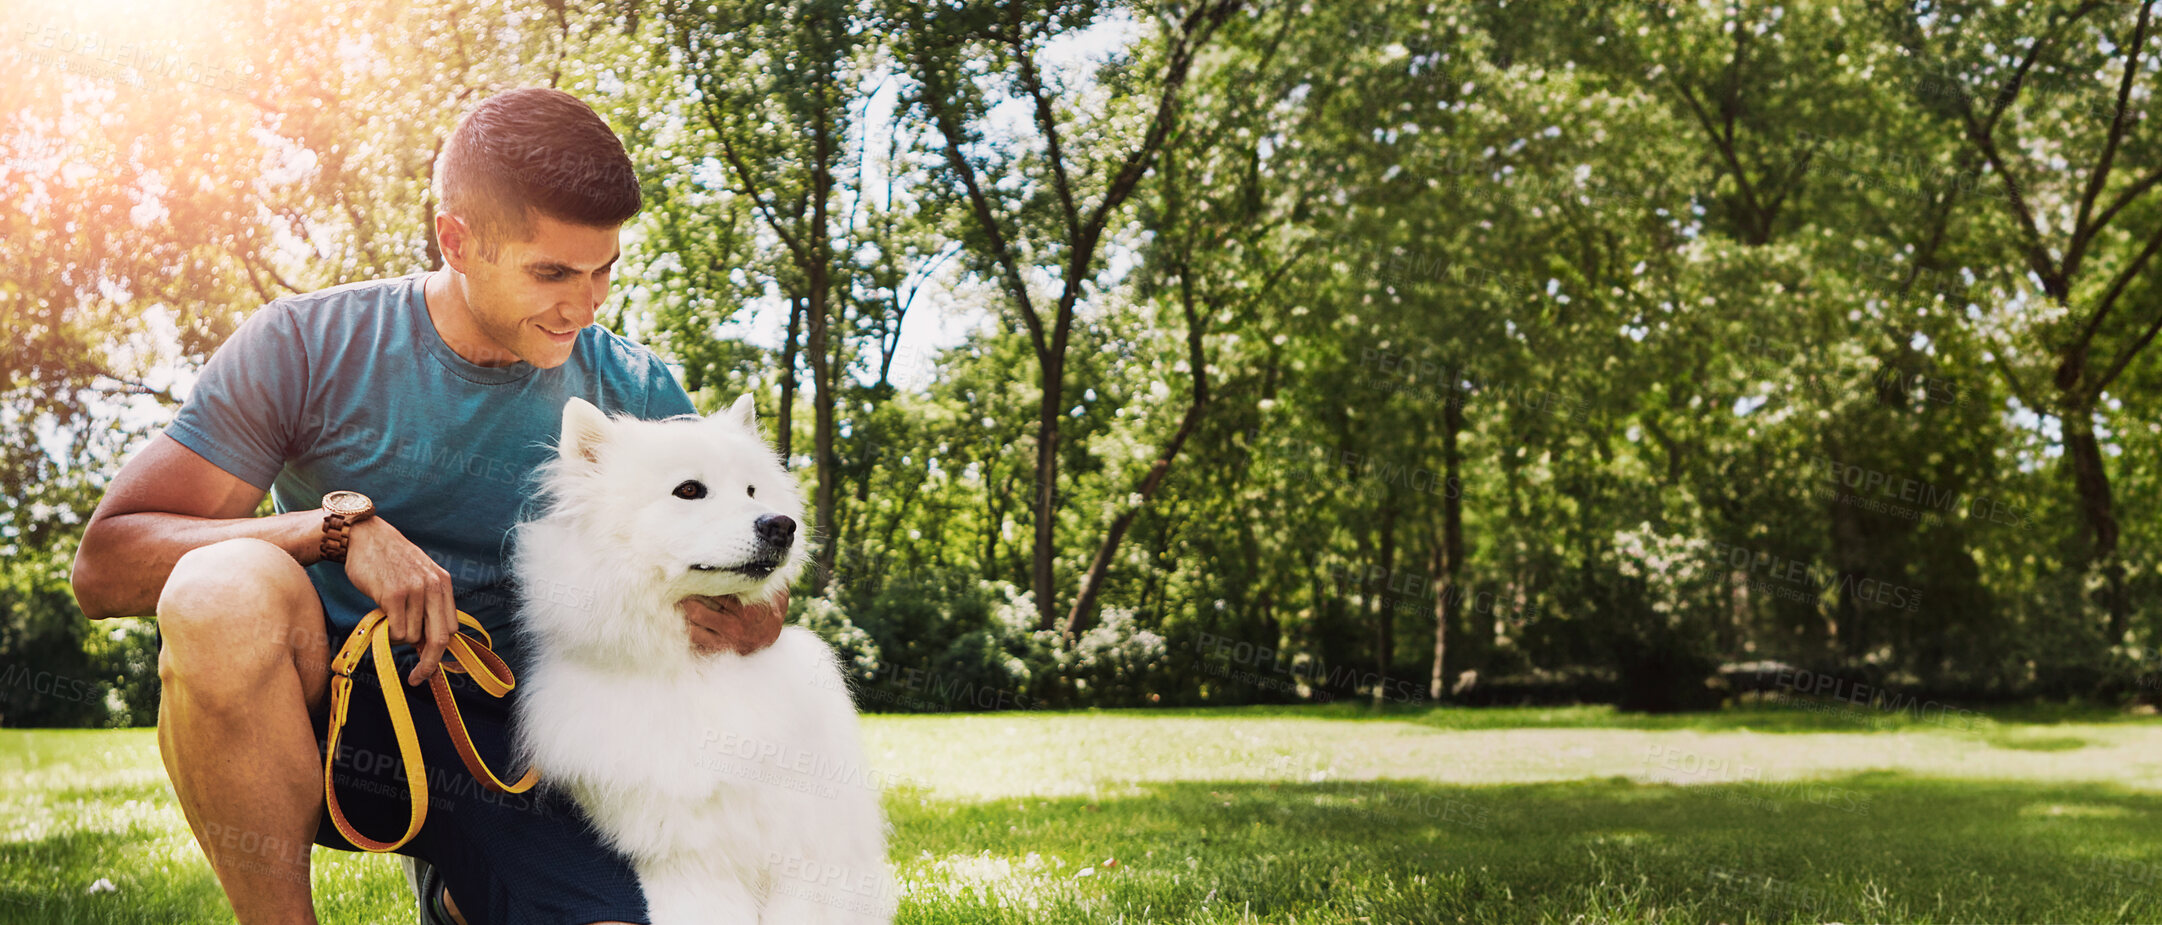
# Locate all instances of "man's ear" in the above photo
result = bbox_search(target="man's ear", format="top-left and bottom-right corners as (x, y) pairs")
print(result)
(560, 397), (612, 463)
(436, 211), (471, 273)
(436, 209), (505, 270)
(712, 393), (757, 431)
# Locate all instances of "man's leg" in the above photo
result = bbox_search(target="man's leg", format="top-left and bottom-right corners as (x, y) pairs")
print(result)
(155, 538), (332, 925)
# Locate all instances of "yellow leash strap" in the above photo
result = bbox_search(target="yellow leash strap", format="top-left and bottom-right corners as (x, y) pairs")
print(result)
(323, 609), (540, 853)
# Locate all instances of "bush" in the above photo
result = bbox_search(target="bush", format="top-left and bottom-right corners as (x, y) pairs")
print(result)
(1056, 603), (1172, 707)
(1593, 525), (1724, 713)
(805, 577), (1173, 711)
(789, 590), (883, 681)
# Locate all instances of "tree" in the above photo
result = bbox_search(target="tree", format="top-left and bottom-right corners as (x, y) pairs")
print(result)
(893, 0), (1249, 632)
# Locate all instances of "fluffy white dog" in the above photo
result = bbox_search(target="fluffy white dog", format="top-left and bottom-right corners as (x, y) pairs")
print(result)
(510, 395), (895, 924)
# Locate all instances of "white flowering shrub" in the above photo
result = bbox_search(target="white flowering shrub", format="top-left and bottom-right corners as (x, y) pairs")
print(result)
(789, 590), (883, 680)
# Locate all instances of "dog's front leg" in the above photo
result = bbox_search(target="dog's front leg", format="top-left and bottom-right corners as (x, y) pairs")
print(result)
(638, 860), (762, 925)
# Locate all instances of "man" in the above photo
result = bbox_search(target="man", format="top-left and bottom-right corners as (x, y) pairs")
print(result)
(69, 87), (779, 925)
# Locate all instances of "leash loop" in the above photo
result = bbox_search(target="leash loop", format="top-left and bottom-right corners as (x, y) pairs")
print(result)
(322, 609), (540, 853)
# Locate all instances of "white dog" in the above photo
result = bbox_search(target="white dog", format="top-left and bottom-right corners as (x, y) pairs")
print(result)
(509, 395), (895, 924)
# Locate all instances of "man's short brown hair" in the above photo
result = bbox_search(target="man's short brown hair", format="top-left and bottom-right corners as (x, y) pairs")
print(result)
(433, 87), (641, 258)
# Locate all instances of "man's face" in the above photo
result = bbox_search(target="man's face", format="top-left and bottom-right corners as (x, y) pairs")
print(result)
(451, 210), (621, 370)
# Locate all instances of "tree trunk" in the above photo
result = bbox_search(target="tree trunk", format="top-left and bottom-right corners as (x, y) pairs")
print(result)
(1060, 284), (1211, 638)
(2063, 407), (2128, 640)
(1032, 354), (1065, 630)
(1427, 539), (1449, 702)
(1373, 502), (1397, 706)
(805, 81), (840, 598)
(984, 469), (1015, 581)
(1430, 393), (1465, 700)
(778, 294), (802, 461)
(1824, 443), (1869, 660)
(1060, 394), (1204, 638)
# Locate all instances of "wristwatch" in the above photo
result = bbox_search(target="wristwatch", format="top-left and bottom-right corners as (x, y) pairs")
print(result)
(320, 490), (376, 564)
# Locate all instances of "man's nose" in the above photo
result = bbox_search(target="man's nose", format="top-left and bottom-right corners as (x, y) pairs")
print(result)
(569, 277), (605, 326)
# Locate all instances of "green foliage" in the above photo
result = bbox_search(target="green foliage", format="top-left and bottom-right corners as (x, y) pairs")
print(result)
(7, 0), (2162, 722)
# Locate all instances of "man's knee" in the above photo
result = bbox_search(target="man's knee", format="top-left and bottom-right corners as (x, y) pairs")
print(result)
(158, 538), (326, 678)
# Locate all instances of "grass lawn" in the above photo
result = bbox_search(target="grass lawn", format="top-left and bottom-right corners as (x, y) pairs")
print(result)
(5, 699), (2162, 923)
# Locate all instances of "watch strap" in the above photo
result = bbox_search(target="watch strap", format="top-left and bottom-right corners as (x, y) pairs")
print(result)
(322, 512), (354, 564)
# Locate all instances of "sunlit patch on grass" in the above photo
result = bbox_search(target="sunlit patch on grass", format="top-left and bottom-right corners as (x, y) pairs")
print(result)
(899, 849), (1095, 913)
(1579, 830), (1658, 848)
(2018, 801), (2136, 819)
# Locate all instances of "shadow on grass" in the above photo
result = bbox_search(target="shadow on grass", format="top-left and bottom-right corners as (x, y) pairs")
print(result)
(888, 771), (2162, 924)
(0, 826), (230, 925)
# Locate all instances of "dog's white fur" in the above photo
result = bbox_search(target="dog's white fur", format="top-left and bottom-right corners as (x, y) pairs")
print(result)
(510, 395), (894, 924)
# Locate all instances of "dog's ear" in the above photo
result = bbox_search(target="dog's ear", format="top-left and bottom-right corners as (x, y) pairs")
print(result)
(560, 397), (612, 463)
(712, 393), (757, 431)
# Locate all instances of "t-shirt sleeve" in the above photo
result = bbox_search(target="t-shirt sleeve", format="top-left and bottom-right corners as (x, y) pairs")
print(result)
(639, 355), (698, 420)
(163, 304), (309, 490)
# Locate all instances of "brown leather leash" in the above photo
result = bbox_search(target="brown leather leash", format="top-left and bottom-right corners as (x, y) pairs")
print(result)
(323, 608), (540, 852)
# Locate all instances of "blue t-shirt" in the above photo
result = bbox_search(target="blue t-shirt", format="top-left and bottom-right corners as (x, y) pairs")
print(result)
(163, 271), (697, 674)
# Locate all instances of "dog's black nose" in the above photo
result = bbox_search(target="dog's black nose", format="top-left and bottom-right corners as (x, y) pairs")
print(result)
(755, 514), (796, 549)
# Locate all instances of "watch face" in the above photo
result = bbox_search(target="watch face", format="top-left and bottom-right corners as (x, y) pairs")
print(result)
(323, 490), (372, 517)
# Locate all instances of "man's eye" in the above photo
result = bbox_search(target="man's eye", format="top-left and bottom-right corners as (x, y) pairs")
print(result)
(674, 480), (707, 500)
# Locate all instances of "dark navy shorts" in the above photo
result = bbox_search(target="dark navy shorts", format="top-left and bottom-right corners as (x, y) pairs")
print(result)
(310, 628), (650, 925)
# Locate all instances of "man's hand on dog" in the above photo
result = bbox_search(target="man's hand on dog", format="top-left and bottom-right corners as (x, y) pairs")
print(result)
(341, 517), (459, 687)
(681, 591), (788, 656)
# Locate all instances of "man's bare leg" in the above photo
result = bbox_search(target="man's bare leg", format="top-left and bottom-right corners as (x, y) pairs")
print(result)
(156, 538), (333, 925)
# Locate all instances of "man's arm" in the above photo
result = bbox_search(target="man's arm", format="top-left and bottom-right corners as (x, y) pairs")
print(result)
(72, 434), (461, 687)
(71, 433), (319, 621)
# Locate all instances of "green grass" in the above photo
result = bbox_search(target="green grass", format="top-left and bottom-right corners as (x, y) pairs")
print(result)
(7, 700), (2162, 923)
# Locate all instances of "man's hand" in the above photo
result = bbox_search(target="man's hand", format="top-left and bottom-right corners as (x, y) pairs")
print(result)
(340, 517), (457, 687)
(681, 590), (788, 656)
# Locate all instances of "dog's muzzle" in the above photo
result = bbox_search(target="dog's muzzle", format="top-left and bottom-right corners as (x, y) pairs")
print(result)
(689, 558), (782, 578)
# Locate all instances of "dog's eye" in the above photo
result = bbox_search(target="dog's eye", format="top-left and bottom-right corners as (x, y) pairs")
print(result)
(673, 480), (707, 500)
(747, 484), (756, 498)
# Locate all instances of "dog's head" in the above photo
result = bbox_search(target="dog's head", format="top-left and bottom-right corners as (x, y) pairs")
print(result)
(537, 394), (809, 603)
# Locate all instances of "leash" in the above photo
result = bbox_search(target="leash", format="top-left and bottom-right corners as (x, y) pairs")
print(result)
(323, 608), (540, 852)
